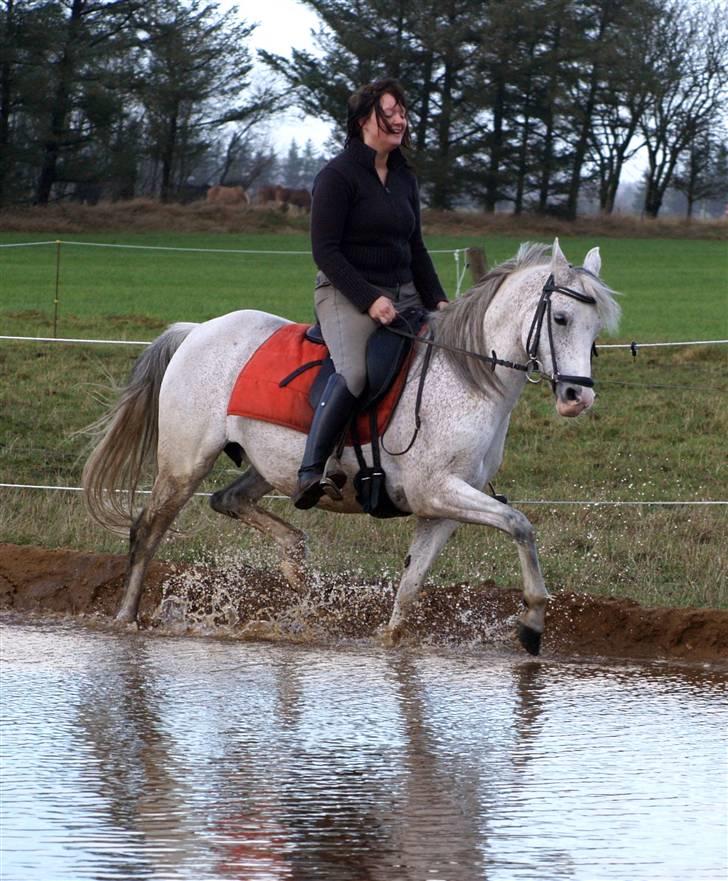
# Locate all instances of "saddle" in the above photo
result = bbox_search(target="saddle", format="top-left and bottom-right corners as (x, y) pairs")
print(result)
(227, 307), (429, 517)
(304, 307), (428, 410)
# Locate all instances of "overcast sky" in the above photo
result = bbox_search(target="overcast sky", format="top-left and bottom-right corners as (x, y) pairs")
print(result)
(243, 0), (333, 153)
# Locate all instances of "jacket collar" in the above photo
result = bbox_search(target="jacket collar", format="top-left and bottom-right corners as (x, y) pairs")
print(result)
(346, 137), (407, 171)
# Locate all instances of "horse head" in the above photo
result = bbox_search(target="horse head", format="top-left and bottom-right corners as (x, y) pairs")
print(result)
(430, 241), (619, 417)
(530, 238), (620, 418)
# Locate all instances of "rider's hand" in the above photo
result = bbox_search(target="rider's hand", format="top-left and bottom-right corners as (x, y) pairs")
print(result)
(436, 300), (448, 310)
(368, 295), (397, 325)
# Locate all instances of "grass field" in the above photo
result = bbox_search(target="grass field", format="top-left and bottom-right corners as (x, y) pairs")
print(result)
(1, 226), (726, 610)
(1, 231), (726, 338)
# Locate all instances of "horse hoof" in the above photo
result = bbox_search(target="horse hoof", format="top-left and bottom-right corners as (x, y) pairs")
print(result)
(376, 624), (402, 648)
(517, 623), (542, 656)
(209, 491), (238, 519)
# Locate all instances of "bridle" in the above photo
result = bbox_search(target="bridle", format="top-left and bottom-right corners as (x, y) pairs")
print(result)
(381, 271), (599, 456)
(386, 271), (599, 390)
(524, 273), (598, 389)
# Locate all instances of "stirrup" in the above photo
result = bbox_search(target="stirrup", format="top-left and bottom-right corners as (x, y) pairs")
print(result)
(321, 456), (346, 501)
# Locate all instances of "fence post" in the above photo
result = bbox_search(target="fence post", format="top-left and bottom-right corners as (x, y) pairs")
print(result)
(466, 246), (487, 283)
(53, 240), (61, 337)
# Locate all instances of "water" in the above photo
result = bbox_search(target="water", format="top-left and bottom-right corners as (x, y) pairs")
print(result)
(1, 616), (726, 881)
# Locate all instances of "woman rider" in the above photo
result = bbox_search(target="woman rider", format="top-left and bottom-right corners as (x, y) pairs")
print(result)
(292, 78), (449, 509)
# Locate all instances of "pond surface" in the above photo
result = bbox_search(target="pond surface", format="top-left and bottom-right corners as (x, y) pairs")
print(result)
(1, 617), (726, 881)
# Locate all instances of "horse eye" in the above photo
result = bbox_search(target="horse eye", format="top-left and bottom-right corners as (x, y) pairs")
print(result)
(554, 313), (568, 326)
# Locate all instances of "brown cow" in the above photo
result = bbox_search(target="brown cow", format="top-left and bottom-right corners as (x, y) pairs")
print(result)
(288, 188), (312, 212)
(206, 185), (249, 206)
(258, 185), (311, 213)
(256, 185), (278, 205)
(273, 185), (292, 207)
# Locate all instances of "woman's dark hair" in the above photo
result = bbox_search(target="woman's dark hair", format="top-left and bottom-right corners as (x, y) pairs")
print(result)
(345, 78), (410, 148)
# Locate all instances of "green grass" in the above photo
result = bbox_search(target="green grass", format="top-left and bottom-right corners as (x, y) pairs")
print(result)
(1, 232), (726, 338)
(1, 230), (726, 610)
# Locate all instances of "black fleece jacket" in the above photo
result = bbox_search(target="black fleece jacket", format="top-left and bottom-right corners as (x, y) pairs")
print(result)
(310, 138), (448, 313)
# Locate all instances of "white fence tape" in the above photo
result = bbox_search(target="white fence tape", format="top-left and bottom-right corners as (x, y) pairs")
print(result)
(0, 335), (151, 346)
(2, 334), (726, 351)
(0, 240), (58, 247)
(1, 483), (725, 506)
(599, 340), (727, 349)
(0, 238), (464, 256)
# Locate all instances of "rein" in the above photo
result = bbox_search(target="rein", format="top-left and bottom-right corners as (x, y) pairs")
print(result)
(386, 273), (598, 389)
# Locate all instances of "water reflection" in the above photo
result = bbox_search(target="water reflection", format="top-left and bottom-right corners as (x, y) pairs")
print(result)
(1, 618), (726, 881)
(74, 640), (195, 879)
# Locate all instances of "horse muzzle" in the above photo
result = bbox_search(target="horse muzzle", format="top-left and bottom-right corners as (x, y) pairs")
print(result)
(555, 383), (595, 417)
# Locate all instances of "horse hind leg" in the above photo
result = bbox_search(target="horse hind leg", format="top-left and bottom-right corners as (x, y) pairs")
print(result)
(117, 468), (208, 623)
(210, 467), (307, 594)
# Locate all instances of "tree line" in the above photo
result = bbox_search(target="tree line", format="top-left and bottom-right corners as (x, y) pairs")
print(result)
(0, 0), (274, 206)
(1, 0), (727, 217)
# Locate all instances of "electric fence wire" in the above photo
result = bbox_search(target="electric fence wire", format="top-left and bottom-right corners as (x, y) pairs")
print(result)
(0, 483), (725, 506)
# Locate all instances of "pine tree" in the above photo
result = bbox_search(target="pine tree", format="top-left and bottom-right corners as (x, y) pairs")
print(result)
(135, 0), (269, 201)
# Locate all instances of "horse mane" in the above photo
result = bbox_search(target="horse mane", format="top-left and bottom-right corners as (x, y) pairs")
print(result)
(431, 242), (620, 393)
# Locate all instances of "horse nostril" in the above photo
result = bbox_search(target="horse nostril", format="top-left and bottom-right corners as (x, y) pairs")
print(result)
(566, 387), (579, 402)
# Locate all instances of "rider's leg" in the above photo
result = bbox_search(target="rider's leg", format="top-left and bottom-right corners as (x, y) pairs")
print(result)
(313, 277), (376, 397)
(292, 280), (379, 510)
(292, 372), (358, 509)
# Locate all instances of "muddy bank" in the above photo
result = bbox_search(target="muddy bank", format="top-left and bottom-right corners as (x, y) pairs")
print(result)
(1, 543), (726, 664)
(1, 201), (725, 239)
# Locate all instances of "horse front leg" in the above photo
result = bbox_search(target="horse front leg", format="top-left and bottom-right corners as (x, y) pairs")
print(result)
(210, 467), (307, 594)
(382, 517), (459, 646)
(418, 478), (549, 656)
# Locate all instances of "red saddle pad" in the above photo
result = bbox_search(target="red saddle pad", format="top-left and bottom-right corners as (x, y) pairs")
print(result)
(227, 323), (412, 445)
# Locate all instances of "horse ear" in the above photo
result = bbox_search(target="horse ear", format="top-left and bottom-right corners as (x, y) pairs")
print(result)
(583, 246), (601, 276)
(551, 237), (568, 269)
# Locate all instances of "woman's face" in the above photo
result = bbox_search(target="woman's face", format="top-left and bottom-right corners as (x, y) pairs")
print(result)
(360, 92), (407, 154)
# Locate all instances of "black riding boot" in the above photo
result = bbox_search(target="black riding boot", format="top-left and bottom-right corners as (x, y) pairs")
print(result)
(292, 373), (358, 510)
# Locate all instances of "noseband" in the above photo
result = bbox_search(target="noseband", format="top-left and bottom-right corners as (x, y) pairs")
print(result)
(524, 274), (597, 389)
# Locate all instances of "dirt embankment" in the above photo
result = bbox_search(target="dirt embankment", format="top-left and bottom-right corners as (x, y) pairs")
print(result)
(1, 200), (726, 239)
(1, 543), (726, 665)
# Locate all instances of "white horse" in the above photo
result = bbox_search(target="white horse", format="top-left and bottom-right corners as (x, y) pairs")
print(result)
(83, 240), (620, 654)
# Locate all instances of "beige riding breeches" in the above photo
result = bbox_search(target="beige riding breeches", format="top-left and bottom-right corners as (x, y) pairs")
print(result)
(313, 272), (423, 397)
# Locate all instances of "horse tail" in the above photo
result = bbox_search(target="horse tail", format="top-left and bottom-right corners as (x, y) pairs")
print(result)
(82, 322), (198, 534)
